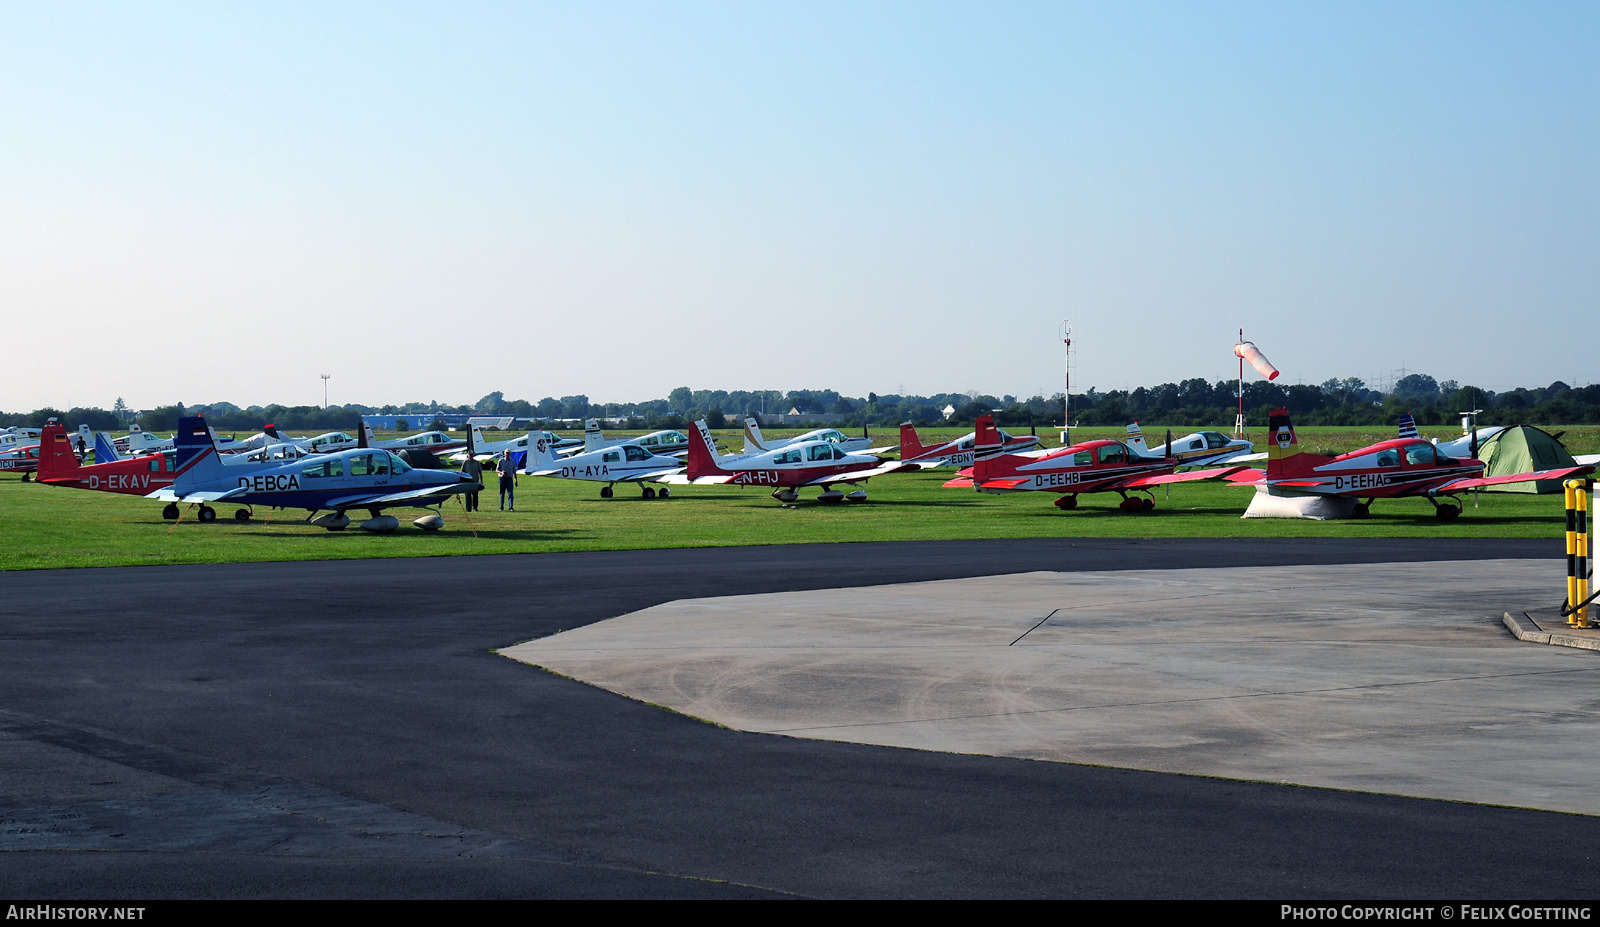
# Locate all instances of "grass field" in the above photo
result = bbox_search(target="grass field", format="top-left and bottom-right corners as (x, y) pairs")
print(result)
(0, 426), (1583, 571)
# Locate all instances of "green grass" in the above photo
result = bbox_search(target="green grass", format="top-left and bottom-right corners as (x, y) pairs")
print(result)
(0, 424), (1577, 571)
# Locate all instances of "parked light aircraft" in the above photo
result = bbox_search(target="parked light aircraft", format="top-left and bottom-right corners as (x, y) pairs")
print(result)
(37, 422), (177, 498)
(357, 423), (468, 456)
(448, 425), (549, 463)
(742, 418), (892, 457)
(663, 420), (913, 503)
(149, 417), (480, 530)
(898, 421), (1042, 468)
(520, 433), (684, 498)
(1226, 408), (1592, 520)
(565, 420), (689, 458)
(0, 443), (42, 479)
(945, 416), (1243, 511)
(1140, 427), (1255, 469)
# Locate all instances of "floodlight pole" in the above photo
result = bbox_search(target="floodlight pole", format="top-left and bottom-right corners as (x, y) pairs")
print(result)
(321, 374), (330, 410)
(1235, 328), (1246, 439)
(1060, 320), (1072, 445)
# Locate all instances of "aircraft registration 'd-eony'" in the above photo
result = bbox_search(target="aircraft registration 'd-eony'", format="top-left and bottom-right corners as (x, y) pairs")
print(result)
(899, 421), (1042, 468)
(662, 420), (914, 503)
(520, 433), (685, 498)
(148, 417), (481, 531)
(36, 421), (177, 497)
(945, 415), (1243, 511)
(1226, 408), (1593, 520)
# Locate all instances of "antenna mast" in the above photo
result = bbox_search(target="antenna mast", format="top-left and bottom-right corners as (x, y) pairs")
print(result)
(1235, 329), (1245, 438)
(1060, 320), (1072, 445)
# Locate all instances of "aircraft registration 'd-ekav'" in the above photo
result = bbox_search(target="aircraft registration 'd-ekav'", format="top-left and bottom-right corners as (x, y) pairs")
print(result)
(1226, 408), (1593, 520)
(520, 433), (684, 498)
(147, 417), (481, 531)
(945, 416), (1243, 511)
(662, 420), (914, 503)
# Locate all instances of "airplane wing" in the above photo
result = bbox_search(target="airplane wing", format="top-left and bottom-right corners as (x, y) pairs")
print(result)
(145, 488), (249, 503)
(1112, 466), (1247, 490)
(803, 462), (918, 486)
(1575, 454), (1600, 466)
(656, 473), (737, 485)
(617, 467), (685, 483)
(1430, 466), (1595, 494)
(1224, 469), (1266, 485)
(943, 476), (975, 488)
(323, 484), (474, 509)
(966, 477), (1031, 490)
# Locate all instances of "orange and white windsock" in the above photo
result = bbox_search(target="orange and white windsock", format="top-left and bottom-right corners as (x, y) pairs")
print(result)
(1233, 341), (1279, 381)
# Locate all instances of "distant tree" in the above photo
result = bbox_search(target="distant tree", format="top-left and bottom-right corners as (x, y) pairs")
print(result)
(1393, 374), (1440, 401)
(475, 391), (505, 413)
(706, 407), (726, 429)
(395, 418), (409, 432)
(112, 397), (130, 422)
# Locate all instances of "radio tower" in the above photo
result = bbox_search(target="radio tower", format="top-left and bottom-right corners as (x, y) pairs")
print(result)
(1060, 320), (1072, 445)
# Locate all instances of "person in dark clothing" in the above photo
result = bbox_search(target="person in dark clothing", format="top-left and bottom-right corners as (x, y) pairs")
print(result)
(460, 454), (482, 512)
(496, 450), (517, 511)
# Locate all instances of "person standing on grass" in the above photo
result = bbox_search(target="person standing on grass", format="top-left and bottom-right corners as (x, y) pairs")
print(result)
(497, 449), (517, 511)
(460, 453), (482, 512)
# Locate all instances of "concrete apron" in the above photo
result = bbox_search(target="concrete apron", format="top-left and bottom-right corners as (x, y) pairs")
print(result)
(499, 559), (1600, 816)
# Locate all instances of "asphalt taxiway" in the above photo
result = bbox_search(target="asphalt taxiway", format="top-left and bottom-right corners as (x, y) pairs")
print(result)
(3, 538), (1598, 898)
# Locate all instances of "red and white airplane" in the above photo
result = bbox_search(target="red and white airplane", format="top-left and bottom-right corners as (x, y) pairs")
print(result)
(898, 421), (1042, 468)
(662, 420), (916, 503)
(1226, 407), (1593, 520)
(944, 415), (1242, 511)
(36, 421), (177, 497)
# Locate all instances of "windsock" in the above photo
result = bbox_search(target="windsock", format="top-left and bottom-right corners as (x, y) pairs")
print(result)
(1233, 341), (1279, 381)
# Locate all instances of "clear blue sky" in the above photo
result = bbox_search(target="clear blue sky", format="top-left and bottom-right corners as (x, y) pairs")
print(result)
(3, 1), (1593, 411)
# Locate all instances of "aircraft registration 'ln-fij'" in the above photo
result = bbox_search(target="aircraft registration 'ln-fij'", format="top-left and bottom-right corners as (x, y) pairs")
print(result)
(520, 432), (685, 498)
(945, 416), (1243, 511)
(1227, 408), (1594, 520)
(147, 417), (481, 531)
(661, 420), (915, 503)
(898, 421), (1042, 468)
(36, 421), (176, 496)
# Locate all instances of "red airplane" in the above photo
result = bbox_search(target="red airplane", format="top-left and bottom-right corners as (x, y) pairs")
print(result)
(35, 420), (177, 500)
(898, 421), (1041, 468)
(1226, 407), (1593, 520)
(0, 443), (41, 479)
(944, 415), (1241, 511)
(662, 419), (916, 503)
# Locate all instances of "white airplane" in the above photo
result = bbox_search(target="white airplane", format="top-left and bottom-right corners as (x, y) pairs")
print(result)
(357, 423), (468, 456)
(447, 425), (550, 464)
(1139, 425), (1255, 469)
(742, 418), (894, 457)
(664, 419), (913, 504)
(565, 419), (689, 458)
(520, 432), (684, 498)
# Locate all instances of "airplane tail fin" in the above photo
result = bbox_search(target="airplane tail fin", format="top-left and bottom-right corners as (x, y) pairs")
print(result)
(1397, 413), (1418, 440)
(37, 424), (78, 480)
(743, 417), (769, 455)
(583, 419), (604, 452)
(972, 415), (1007, 481)
(1125, 422), (1148, 454)
(173, 416), (223, 482)
(360, 422), (374, 448)
(522, 431), (560, 471)
(687, 420), (729, 479)
(1265, 408), (1312, 478)
(899, 422), (928, 459)
(265, 424), (282, 440)
(94, 432), (121, 463)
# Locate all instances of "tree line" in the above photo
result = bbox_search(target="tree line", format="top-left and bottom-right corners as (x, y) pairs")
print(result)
(2, 374), (1593, 434)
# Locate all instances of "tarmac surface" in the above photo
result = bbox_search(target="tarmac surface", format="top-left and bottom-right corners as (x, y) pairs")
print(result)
(4, 537), (1600, 899)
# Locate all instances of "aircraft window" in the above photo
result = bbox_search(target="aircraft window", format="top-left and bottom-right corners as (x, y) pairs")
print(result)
(1098, 445), (1126, 465)
(1404, 443), (1436, 466)
(774, 449), (803, 464)
(388, 452), (411, 474)
(958, 439), (974, 450)
(1375, 449), (1400, 467)
(640, 436), (657, 446)
(1204, 432), (1228, 449)
(833, 447), (846, 460)
(302, 459), (343, 478)
(148, 459), (160, 472)
(670, 432), (686, 442)
(1074, 451), (1092, 467)
(624, 446), (650, 461)
(820, 431), (842, 443)
(1188, 439), (1204, 451)
(808, 445), (835, 462)
(603, 451), (622, 463)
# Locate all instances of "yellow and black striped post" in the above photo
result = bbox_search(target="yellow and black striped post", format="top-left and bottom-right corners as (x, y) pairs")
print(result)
(1566, 479), (1590, 628)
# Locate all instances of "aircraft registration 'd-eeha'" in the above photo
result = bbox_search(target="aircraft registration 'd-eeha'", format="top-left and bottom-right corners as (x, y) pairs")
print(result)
(944, 415), (1244, 511)
(898, 421), (1042, 468)
(520, 433), (685, 498)
(147, 417), (481, 531)
(36, 421), (177, 497)
(662, 420), (915, 503)
(1226, 408), (1594, 520)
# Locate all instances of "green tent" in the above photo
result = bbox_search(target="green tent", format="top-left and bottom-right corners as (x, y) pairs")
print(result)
(1475, 425), (1578, 493)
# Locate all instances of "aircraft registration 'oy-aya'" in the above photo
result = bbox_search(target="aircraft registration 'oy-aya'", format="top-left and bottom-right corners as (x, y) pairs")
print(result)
(1227, 408), (1594, 520)
(945, 415), (1243, 511)
(661, 420), (915, 503)
(148, 417), (480, 531)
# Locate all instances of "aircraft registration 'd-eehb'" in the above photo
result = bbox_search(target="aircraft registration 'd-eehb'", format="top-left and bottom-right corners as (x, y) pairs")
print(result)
(944, 416), (1244, 511)
(147, 417), (481, 531)
(520, 432), (684, 498)
(1226, 408), (1594, 521)
(661, 420), (914, 503)
(36, 421), (177, 497)
(898, 421), (1042, 468)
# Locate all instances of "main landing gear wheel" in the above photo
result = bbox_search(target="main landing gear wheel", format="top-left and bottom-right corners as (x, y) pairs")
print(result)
(600, 486), (613, 498)
(773, 488), (798, 504)
(234, 509), (251, 521)
(1118, 497), (1147, 513)
(1054, 495), (1078, 510)
(1435, 504), (1460, 522)
(162, 503), (180, 520)
(20, 472), (29, 482)
(1352, 503), (1371, 519)
(1142, 498), (1155, 511)
(198, 505), (217, 523)
(642, 487), (656, 499)
(658, 487), (670, 499)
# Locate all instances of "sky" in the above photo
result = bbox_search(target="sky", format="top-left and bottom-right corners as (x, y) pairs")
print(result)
(2, 1), (1594, 412)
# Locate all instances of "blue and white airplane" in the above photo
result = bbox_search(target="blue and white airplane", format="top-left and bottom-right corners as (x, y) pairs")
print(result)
(148, 417), (481, 531)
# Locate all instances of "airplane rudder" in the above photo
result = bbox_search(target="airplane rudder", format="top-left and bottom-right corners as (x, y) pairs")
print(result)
(1264, 407), (1303, 477)
(899, 422), (924, 456)
(38, 425), (77, 478)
